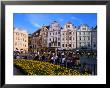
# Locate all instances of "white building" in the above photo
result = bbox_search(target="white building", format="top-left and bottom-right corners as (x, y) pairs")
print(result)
(76, 24), (91, 49)
(91, 26), (97, 50)
(48, 21), (61, 48)
(61, 22), (77, 50)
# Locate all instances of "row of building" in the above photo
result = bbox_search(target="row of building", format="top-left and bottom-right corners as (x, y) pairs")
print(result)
(14, 21), (97, 53)
(29, 21), (97, 53)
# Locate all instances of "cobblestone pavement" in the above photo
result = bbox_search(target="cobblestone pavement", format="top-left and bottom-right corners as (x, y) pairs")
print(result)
(80, 56), (97, 75)
(14, 66), (24, 75)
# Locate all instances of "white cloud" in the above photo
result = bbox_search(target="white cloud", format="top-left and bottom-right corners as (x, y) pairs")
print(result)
(71, 16), (77, 20)
(59, 18), (64, 22)
(71, 16), (83, 24)
(31, 22), (41, 28)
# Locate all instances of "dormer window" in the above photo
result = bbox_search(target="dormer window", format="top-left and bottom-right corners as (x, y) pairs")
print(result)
(69, 32), (71, 35)
(83, 28), (86, 30)
(66, 25), (70, 28)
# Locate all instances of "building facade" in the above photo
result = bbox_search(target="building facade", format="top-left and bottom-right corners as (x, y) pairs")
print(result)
(29, 21), (96, 52)
(14, 28), (28, 53)
(28, 34), (33, 52)
(48, 21), (61, 48)
(91, 26), (97, 50)
(40, 26), (49, 47)
(76, 24), (92, 49)
(31, 29), (41, 53)
(61, 22), (77, 50)
(30, 26), (49, 53)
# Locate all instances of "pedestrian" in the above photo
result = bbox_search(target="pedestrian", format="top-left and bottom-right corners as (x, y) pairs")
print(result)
(42, 55), (45, 61)
(53, 56), (56, 64)
(16, 55), (20, 59)
(50, 56), (54, 63)
(67, 57), (71, 68)
(62, 57), (65, 66)
(80, 64), (85, 73)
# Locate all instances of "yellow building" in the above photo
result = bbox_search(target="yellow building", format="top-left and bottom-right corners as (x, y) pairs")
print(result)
(14, 28), (28, 53)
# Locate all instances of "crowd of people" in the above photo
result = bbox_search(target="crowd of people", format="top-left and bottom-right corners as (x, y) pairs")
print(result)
(14, 50), (97, 74)
(34, 51), (80, 68)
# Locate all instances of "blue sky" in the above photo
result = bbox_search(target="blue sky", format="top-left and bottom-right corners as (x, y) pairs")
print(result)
(13, 13), (97, 34)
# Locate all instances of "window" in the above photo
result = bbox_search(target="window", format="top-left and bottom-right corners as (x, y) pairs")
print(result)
(88, 36), (90, 40)
(62, 38), (64, 41)
(15, 42), (17, 46)
(69, 37), (71, 40)
(62, 44), (64, 47)
(18, 37), (20, 40)
(49, 43), (51, 47)
(79, 42), (81, 47)
(56, 32), (57, 35)
(73, 37), (74, 40)
(80, 32), (81, 35)
(53, 33), (54, 35)
(69, 32), (71, 35)
(81, 32), (84, 35)
(66, 44), (67, 47)
(73, 44), (74, 47)
(50, 33), (51, 35)
(88, 42), (90, 47)
(84, 37), (85, 40)
(58, 32), (60, 34)
(69, 44), (71, 47)
(83, 28), (86, 30)
(55, 42), (57, 46)
(94, 44), (96, 47)
(50, 38), (51, 41)
(68, 25), (70, 28)
(80, 37), (81, 40)
(58, 38), (60, 41)
(63, 33), (64, 35)
(66, 25), (70, 28)
(73, 32), (74, 34)
(55, 37), (57, 41)
(58, 42), (60, 46)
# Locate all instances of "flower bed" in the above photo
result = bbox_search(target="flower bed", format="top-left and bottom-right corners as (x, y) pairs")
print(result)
(14, 59), (89, 75)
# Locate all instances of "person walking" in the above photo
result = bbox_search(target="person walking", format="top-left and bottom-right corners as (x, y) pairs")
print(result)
(62, 57), (65, 66)
(50, 56), (54, 63)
